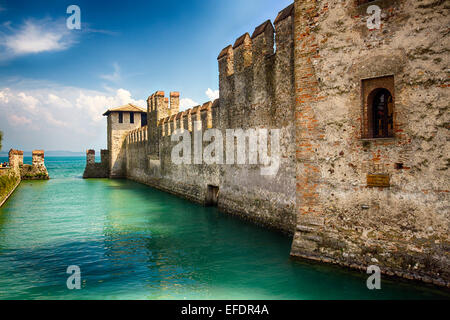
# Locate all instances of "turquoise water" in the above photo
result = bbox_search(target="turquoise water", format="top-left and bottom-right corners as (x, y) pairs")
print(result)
(0, 156), (448, 300)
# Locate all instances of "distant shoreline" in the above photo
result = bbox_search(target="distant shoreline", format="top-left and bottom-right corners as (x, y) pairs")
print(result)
(0, 152), (86, 157)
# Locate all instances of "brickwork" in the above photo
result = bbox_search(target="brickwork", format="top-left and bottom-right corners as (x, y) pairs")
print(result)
(82, 1), (449, 286)
(292, 0), (449, 286)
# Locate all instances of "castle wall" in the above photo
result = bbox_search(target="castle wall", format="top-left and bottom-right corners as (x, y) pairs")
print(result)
(292, 0), (449, 286)
(125, 126), (149, 181)
(1, 150), (23, 206)
(21, 150), (49, 180)
(86, 0), (449, 286)
(32, 150), (45, 169)
(123, 8), (297, 234)
(83, 149), (109, 178)
(8, 149), (23, 172)
(1, 148), (48, 207)
(126, 102), (222, 204)
(215, 10), (297, 233)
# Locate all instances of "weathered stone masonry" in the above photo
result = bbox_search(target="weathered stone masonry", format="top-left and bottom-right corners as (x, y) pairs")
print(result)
(83, 149), (109, 178)
(1, 149), (49, 207)
(0, 150), (22, 207)
(21, 150), (49, 180)
(292, 0), (449, 287)
(84, 1), (449, 286)
(122, 5), (298, 234)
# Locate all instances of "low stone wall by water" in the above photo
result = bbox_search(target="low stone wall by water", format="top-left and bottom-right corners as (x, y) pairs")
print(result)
(83, 149), (109, 178)
(0, 149), (50, 207)
(0, 168), (20, 207)
(20, 150), (49, 180)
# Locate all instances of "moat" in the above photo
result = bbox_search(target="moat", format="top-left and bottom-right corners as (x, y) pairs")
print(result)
(0, 156), (447, 299)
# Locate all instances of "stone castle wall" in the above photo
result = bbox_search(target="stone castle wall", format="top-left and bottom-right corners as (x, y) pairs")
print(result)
(122, 6), (297, 233)
(8, 149), (23, 172)
(84, 1), (449, 286)
(83, 149), (109, 178)
(21, 150), (49, 180)
(1, 148), (49, 207)
(292, 0), (449, 286)
(0, 150), (23, 207)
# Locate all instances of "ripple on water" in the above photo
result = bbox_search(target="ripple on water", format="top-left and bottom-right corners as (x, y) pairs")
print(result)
(0, 156), (448, 300)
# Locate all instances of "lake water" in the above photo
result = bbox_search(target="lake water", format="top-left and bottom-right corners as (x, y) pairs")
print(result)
(0, 156), (448, 299)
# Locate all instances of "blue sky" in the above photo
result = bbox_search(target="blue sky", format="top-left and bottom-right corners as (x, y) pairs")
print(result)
(0, 0), (292, 151)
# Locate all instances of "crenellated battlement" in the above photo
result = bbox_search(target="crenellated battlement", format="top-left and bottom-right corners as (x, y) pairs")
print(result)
(217, 3), (293, 78)
(8, 149), (23, 171)
(82, 1), (450, 287)
(20, 150), (49, 180)
(156, 100), (217, 137)
(147, 91), (180, 121)
(217, 3), (294, 129)
(83, 149), (109, 178)
(126, 125), (148, 144)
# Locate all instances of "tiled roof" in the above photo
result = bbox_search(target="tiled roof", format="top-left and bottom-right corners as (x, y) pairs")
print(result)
(103, 103), (146, 116)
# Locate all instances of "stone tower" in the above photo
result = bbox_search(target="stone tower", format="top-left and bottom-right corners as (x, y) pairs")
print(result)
(147, 91), (180, 157)
(103, 104), (146, 178)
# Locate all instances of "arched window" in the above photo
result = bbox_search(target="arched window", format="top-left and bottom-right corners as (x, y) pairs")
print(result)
(368, 88), (394, 138)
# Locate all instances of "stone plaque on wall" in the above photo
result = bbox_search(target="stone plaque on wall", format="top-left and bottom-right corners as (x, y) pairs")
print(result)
(367, 174), (390, 187)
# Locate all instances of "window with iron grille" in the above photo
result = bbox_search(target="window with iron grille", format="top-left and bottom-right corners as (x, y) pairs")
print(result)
(361, 76), (395, 139)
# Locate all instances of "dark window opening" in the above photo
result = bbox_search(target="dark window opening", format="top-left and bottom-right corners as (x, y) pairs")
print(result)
(141, 113), (147, 127)
(130, 112), (134, 124)
(118, 112), (123, 123)
(206, 185), (219, 206)
(395, 163), (404, 170)
(361, 76), (395, 139)
(370, 88), (393, 138)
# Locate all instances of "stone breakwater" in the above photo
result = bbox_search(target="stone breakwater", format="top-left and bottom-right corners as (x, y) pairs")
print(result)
(20, 150), (49, 180)
(0, 167), (20, 207)
(0, 149), (49, 207)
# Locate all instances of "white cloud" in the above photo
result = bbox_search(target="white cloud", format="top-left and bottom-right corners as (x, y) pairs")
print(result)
(0, 90), (7, 102)
(179, 98), (199, 111)
(8, 114), (31, 126)
(75, 88), (145, 122)
(17, 92), (39, 112)
(100, 62), (121, 83)
(0, 80), (145, 151)
(0, 18), (76, 59)
(205, 88), (219, 101)
(48, 93), (72, 109)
